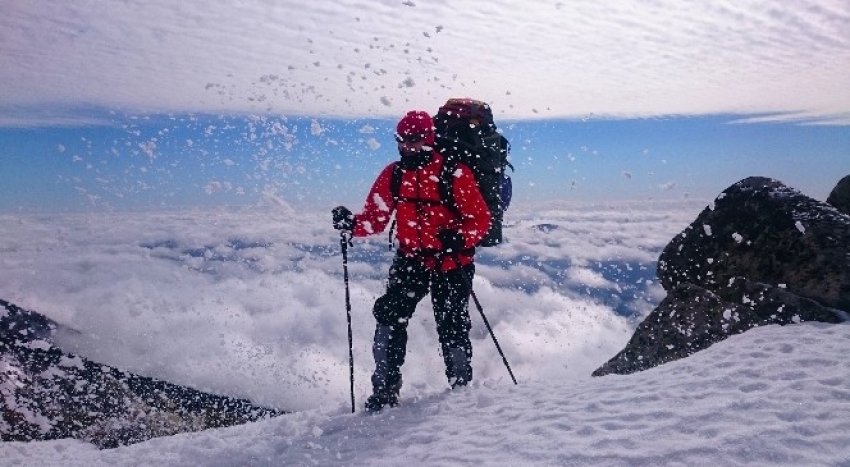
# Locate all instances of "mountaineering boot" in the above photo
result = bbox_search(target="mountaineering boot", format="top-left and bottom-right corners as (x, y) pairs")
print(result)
(364, 376), (402, 413)
(366, 324), (403, 413)
(447, 346), (472, 389)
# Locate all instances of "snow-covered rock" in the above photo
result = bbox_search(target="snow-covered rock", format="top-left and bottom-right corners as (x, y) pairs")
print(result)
(0, 299), (283, 448)
(594, 176), (850, 376)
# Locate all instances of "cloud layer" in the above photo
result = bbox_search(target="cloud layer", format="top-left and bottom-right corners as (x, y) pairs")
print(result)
(2, 1), (849, 123)
(0, 201), (702, 411)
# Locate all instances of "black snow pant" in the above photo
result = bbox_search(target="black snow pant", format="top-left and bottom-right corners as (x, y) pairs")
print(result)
(370, 253), (474, 394)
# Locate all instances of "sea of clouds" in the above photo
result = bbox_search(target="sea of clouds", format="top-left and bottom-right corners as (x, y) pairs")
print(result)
(0, 200), (707, 411)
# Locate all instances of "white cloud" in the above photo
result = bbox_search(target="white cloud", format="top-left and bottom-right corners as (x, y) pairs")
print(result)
(204, 181), (223, 194)
(262, 188), (295, 214)
(0, 202), (696, 411)
(2, 1), (847, 123)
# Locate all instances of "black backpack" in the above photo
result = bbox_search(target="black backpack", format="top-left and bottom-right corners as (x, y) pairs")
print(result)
(390, 98), (513, 247)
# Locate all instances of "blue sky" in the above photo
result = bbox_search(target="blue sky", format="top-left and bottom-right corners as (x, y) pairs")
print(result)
(1, 2), (848, 212)
(1, 112), (847, 212)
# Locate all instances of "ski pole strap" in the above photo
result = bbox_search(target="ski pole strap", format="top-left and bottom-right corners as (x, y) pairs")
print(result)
(341, 231), (353, 249)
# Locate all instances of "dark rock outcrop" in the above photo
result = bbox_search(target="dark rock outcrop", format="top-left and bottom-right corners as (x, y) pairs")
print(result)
(593, 176), (850, 377)
(827, 174), (850, 216)
(659, 177), (850, 310)
(1, 299), (285, 448)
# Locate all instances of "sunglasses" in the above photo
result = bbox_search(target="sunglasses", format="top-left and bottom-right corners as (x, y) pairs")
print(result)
(395, 133), (425, 144)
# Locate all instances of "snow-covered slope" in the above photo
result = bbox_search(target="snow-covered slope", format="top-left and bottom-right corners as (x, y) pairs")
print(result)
(3, 322), (848, 466)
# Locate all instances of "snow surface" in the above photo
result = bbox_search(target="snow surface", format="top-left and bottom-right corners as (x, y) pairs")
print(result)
(1, 201), (849, 465)
(2, 324), (849, 466)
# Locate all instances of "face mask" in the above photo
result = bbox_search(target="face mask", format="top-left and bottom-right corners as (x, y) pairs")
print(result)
(398, 148), (432, 170)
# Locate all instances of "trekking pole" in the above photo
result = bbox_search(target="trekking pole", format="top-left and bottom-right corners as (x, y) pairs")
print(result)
(340, 231), (356, 413)
(467, 280), (518, 385)
(453, 255), (517, 385)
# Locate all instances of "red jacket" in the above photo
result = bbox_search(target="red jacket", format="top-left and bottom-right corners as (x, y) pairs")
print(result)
(352, 152), (491, 271)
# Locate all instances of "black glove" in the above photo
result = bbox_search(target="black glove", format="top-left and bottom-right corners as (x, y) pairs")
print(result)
(332, 206), (355, 231)
(438, 229), (466, 253)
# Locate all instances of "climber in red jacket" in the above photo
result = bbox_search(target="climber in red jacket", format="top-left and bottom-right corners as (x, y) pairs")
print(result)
(333, 110), (491, 412)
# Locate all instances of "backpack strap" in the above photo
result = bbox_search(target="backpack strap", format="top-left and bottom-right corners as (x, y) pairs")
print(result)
(388, 162), (402, 250)
(387, 158), (462, 250)
(388, 161), (448, 250)
(438, 156), (460, 218)
(391, 158), (456, 208)
(500, 135), (514, 172)
(390, 162), (403, 202)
